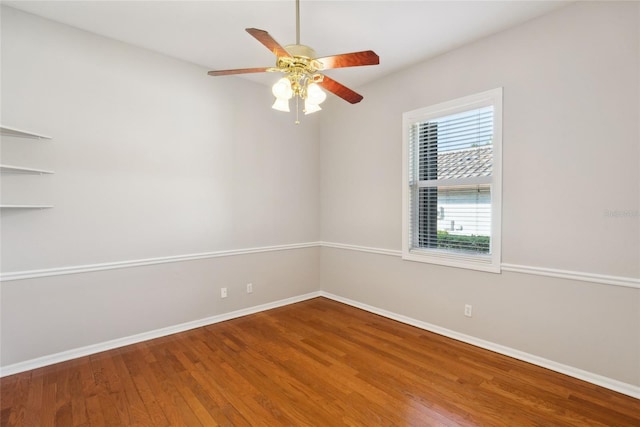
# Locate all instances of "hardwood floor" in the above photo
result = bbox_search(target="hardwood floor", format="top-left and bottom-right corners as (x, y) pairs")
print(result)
(1, 297), (638, 426)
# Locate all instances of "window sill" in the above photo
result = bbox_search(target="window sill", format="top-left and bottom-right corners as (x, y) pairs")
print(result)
(402, 249), (501, 273)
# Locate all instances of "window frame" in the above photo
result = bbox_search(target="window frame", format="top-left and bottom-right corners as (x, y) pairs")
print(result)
(402, 88), (502, 273)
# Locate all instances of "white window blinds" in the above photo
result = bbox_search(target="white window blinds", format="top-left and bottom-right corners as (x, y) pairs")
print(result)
(403, 88), (502, 272)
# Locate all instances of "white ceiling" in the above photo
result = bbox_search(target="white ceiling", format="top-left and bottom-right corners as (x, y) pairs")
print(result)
(3, 0), (569, 90)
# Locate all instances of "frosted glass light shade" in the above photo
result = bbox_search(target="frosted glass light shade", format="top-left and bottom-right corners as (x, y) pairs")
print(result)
(304, 100), (322, 114)
(306, 83), (326, 105)
(272, 78), (293, 99)
(272, 97), (290, 112)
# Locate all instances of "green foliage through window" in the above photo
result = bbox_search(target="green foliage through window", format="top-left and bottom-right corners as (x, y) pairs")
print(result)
(436, 231), (490, 253)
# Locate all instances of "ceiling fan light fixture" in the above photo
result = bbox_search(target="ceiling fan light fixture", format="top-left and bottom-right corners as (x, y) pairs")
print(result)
(272, 77), (293, 99)
(207, 0), (379, 123)
(306, 83), (327, 105)
(304, 100), (322, 115)
(272, 97), (291, 112)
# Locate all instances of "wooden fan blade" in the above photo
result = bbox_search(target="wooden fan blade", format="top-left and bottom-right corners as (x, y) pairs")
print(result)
(208, 67), (271, 76)
(246, 28), (292, 58)
(315, 50), (379, 69)
(318, 75), (364, 104)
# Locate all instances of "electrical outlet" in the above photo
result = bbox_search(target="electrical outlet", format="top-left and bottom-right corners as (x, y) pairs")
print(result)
(246, 283), (253, 293)
(464, 304), (472, 317)
(220, 287), (227, 299)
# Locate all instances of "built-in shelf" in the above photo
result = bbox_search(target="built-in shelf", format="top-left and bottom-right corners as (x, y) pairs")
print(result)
(0, 204), (53, 209)
(0, 164), (54, 175)
(1, 125), (54, 209)
(0, 125), (52, 140)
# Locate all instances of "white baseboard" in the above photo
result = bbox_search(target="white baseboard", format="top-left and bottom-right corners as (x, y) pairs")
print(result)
(0, 291), (322, 378)
(2, 289), (638, 400)
(319, 291), (640, 400)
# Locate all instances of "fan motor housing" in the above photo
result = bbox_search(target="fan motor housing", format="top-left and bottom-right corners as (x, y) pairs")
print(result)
(276, 44), (322, 73)
(285, 44), (316, 58)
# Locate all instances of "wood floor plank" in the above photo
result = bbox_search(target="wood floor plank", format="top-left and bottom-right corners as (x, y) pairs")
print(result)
(83, 395), (106, 427)
(1, 373), (30, 427)
(146, 347), (205, 427)
(1, 297), (639, 426)
(22, 374), (42, 427)
(69, 360), (92, 426)
(110, 351), (154, 426)
(40, 373), (57, 427)
(121, 348), (183, 426)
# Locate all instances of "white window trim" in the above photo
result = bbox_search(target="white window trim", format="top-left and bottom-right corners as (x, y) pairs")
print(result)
(402, 88), (502, 273)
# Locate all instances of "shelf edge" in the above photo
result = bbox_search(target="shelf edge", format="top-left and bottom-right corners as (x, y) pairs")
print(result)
(0, 205), (54, 209)
(0, 125), (52, 140)
(0, 164), (55, 174)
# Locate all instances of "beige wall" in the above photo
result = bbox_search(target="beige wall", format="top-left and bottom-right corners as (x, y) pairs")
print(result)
(1, 7), (320, 366)
(2, 248), (320, 366)
(1, 6), (321, 272)
(319, 1), (640, 386)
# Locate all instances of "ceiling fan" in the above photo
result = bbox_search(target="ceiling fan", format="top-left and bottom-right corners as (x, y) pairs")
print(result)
(207, 0), (379, 122)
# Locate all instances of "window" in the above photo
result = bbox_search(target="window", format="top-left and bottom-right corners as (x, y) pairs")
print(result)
(402, 88), (502, 272)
